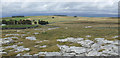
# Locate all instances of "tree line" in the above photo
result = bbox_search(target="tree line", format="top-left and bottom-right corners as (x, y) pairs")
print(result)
(2, 19), (49, 25)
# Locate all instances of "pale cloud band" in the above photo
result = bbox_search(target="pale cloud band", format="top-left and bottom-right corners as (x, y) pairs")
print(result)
(1, 0), (119, 17)
(1, 0), (119, 2)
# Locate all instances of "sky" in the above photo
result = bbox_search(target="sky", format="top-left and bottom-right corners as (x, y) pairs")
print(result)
(1, 0), (119, 17)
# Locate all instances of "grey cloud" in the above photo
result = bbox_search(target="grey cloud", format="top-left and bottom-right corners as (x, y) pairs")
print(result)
(1, 1), (118, 17)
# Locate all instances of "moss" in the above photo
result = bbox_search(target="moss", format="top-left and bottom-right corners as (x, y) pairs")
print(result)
(5, 48), (14, 50)
(42, 32), (47, 34)
(17, 44), (23, 46)
(98, 49), (105, 52)
(12, 38), (18, 40)
(106, 38), (116, 41)
(41, 45), (60, 52)
(56, 36), (68, 39)
(116, 38), (120, 40)
(29, 51), (38, 55)
(58, 41), (82, 47)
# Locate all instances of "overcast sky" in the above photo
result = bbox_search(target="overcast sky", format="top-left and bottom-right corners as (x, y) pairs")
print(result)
(1, 0), (119, 17)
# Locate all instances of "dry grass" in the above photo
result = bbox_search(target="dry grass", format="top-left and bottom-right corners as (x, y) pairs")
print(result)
(2, 16), (118, 56)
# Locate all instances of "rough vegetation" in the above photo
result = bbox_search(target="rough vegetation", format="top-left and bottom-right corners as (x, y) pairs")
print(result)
(1, 16), (119, 56)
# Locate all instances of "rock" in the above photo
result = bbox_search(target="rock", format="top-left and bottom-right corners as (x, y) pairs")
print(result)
(23, 53), (32, 56)
(86, 35), (91, 37)
(62, 53), (73, 56)
(45, 52), (61, 56)
(39, 45), (47, 48)
(17, 42), (23, 44)
(86, 51), (102, 56)
(57, 39), (68, 42)
(43, 40), (49, 41)
(0, 52), (7, 54)
(65, 27), (68, 29)
(76, 38), (84, 41)
(69, 53), (76, 55)
(15, 47), (30, 52)
(102, 50), (118, 55)
(34, 32), (39, 35)
(103, 40), (114, 44)
(5, 34), (20, 36)
(112, 36), (118, 38)
(95, 38), (105, 41)
(85, 26), (92, 28)
(16, 30), (21, 32)
(70, 46), (86, 54)
(34, 28), (42, 30)
(16, 53), (21, 56)
(77, 40), (94, 48)
(34, 45), (39, 47)
(47, 27), (59, 30)
(95, 38), (105, 44)
(5, 45), (17, 48)
(35, 41), (43, 43)
(26, 36), (36, 40)
(57, 37), (84, 43)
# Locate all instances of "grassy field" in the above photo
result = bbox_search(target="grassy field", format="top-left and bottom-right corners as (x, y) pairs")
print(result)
(1, 16), (119, 56)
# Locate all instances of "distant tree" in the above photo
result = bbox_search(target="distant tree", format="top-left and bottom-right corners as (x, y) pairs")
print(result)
(22, 20), (26, 24)
(33, 20), (35, 21)
(9, 20), (15, 25)
(15, 20), (18, 24)
(38, 20), (41, 24)
(38, 20), (49, 25)
(25, 20), (32, 25)
(74, 16), (77, 17)
(46, 21), (49, 24)
(34, 21), (37, 24)
(18, 19), (22, 24)
(52, 17), (54, 19)
(2, 20), (7, 24)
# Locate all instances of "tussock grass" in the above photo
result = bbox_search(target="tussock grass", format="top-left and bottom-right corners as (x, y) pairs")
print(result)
(58, 41), (82, 47)
(2, 16), (118, 56)
(40, 45), (60, 52)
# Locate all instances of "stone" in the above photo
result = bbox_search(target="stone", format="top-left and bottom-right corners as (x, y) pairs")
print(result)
(65, 27), (68, 29)
(86, 35), (91, 37)
(34, 28), (42, 30)
(36, 41), (43, 43)
(45, 52), (61, 56)
(16, 53), (21, 56)
(86, 51), (102, 56)
(47, 27), (59, 30)
(26, 36), (36, 40)
(112, 36), (118, 38)
(39, 45), (47, 48)
(34, 32), (39, 35)
(5, 34), (20, 36)
(23, 53), (32, 56)
(43, 40), (49, 41)
(5, 45), (17, 49)
(16, 30), (21, 32)
(77, 40), (94, 48)
(76, 38), (84, 41)
(57, 39), (68, 42)
(85, 26), (92, 28)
